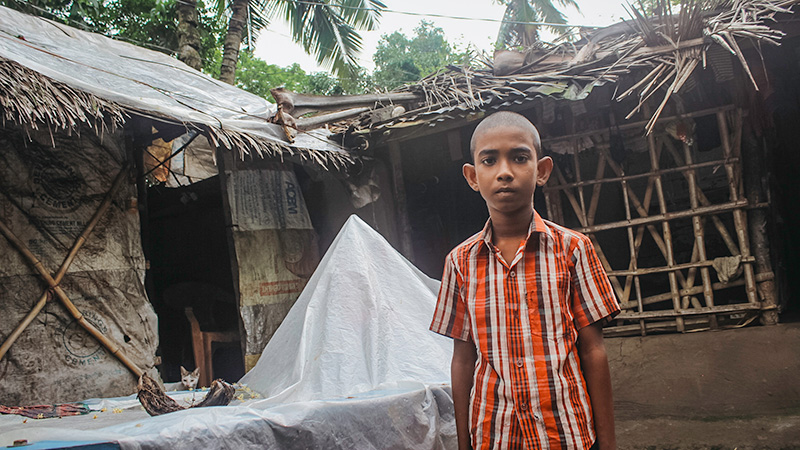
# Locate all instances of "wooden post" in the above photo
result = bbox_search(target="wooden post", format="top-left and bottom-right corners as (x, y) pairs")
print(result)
(216, 146), (248, 360)
(740, 116), (779, 325)
(388, 142), (415, 261)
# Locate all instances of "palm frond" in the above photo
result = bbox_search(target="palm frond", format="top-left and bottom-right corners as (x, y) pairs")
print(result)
(337, 0), (385, 30)
(265, 0), (373, 76)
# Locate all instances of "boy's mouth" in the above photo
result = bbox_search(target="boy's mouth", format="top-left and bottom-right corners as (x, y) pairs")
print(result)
(496, 187), (515, 194)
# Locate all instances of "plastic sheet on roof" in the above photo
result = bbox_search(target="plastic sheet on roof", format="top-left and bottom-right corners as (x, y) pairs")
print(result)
(0, 6), (343, 156)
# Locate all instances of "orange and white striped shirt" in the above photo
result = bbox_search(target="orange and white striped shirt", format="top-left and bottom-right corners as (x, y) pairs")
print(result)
(430, 212), (619, 450)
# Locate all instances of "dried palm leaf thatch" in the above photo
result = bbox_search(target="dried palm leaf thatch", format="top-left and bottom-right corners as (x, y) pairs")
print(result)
(0, 57), (352, 169)
(137, 374), (235, 416)
(380, 0), (797, 135)
(0, 58), (125, 135)
(618, 0), (794, 132)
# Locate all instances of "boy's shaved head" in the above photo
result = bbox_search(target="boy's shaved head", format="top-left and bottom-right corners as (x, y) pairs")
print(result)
(470, 111), (541, 160)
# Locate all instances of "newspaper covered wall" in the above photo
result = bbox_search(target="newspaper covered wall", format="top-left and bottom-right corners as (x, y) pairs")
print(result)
(0, 125), (159, 405)
(224, 163), (318, 371)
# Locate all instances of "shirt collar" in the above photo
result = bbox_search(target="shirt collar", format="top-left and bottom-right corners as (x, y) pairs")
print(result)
(480, 210), (551, 250)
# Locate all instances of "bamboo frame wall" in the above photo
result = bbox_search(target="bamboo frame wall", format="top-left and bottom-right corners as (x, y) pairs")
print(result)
(543, 106), (773, 337)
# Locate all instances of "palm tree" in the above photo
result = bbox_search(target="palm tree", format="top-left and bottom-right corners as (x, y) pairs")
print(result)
(177, 0), (202, 70)
(217, 0), (385, 84)
(495, 0), (578, 48)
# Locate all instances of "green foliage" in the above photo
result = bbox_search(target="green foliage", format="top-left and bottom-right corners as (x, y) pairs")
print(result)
(373, 21), (470, 91)
(3, 0), (225, 72)
(225, 50), (371, 97)
(233, 51), (310, 98)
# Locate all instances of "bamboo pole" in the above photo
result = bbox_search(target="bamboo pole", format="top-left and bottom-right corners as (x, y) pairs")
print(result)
(604, 312), (758, 338)
(619, 163), (646, 335)
(717, 110), (759, 306)
(574, 199), (754, 234)
(661, 138), (740, 255)
(541, 157), (738, 193)
(586, 151), (606, 228)
(646, 129), (684, 331)
(0, 221), (143, 378)
(682, 141), (717, 328)
(617, 302), (760, 320)
(554, 165), (588, 227)
(541, 105), (737, 146)
(0, 165), (130, 362)
(553, 162), (625, 299)
(572, 139), (588, 224)
(618, 269), (772, 309)
(608, 256), (756, 277)
(598, 147), (672, 264)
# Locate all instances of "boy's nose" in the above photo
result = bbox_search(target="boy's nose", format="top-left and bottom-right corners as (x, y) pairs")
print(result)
(496, 161), (513, 181)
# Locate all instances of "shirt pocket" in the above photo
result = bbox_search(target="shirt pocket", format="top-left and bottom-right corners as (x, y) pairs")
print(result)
(525, 271), (573, 341)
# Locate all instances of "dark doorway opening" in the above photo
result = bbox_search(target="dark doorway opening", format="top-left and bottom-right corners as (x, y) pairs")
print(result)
(143, 176), (244, 385)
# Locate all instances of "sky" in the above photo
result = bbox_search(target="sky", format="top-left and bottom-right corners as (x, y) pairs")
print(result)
(252, 0), (632, 73)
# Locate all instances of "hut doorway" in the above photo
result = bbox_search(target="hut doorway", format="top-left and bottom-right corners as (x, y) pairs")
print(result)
(142, 175), (244, 386)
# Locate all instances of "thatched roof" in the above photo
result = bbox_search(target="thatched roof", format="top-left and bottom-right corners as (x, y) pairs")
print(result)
(380, 0), (797, 135)
(0, 6), (351, 169)
(276, 0), (798, 142)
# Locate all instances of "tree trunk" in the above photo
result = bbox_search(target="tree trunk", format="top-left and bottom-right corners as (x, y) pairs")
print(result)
(176, 0), (202, 71)
(219, 0), (248, 85)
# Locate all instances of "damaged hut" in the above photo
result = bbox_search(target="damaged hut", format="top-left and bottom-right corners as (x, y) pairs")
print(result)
(0, 5), (370, 404)
(272, 0), (800, 336)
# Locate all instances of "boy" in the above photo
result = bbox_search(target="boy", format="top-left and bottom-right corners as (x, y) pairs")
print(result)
(430, 112), (619, 450)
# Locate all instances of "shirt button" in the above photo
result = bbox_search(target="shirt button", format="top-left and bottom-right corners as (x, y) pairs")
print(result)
(534, 413), (541, 421)
(515, 358), (524, 367)
(510, 271), (516, 278)
(520, 401), (528, 410)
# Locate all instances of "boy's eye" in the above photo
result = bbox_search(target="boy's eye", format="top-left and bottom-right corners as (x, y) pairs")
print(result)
(514, 155), (530, 163)
(481, 157), (496, 165)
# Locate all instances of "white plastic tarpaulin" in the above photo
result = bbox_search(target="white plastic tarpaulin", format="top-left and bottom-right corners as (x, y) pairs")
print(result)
(0, 215), (457, 449)
(240, 214), (452, 402)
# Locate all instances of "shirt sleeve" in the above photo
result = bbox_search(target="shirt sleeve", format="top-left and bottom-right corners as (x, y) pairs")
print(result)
(570, 234), (620, 330)
(430, 251), (471, 341)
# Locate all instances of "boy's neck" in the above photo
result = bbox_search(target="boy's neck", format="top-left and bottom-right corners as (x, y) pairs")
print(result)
(490, 207), (534, 241)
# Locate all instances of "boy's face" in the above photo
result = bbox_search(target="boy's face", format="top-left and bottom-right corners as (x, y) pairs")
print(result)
(463, 125), (553, 219)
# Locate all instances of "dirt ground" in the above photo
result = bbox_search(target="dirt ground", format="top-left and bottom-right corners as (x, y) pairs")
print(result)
(608, 322), (800, 449)
(617, 414), (800, 449)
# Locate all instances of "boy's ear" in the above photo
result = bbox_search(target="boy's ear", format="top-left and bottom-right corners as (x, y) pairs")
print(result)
(536, 156), (554, 186)
(462, 163), (480, 192)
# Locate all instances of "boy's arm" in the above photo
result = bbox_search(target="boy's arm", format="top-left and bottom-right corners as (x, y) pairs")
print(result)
(577, 321), (616, 450)
(452, 338), (477, 450)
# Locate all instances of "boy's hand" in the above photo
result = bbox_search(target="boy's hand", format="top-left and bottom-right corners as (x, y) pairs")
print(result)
(578, 322), (617, 450)
(452, 338), (477, 450)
